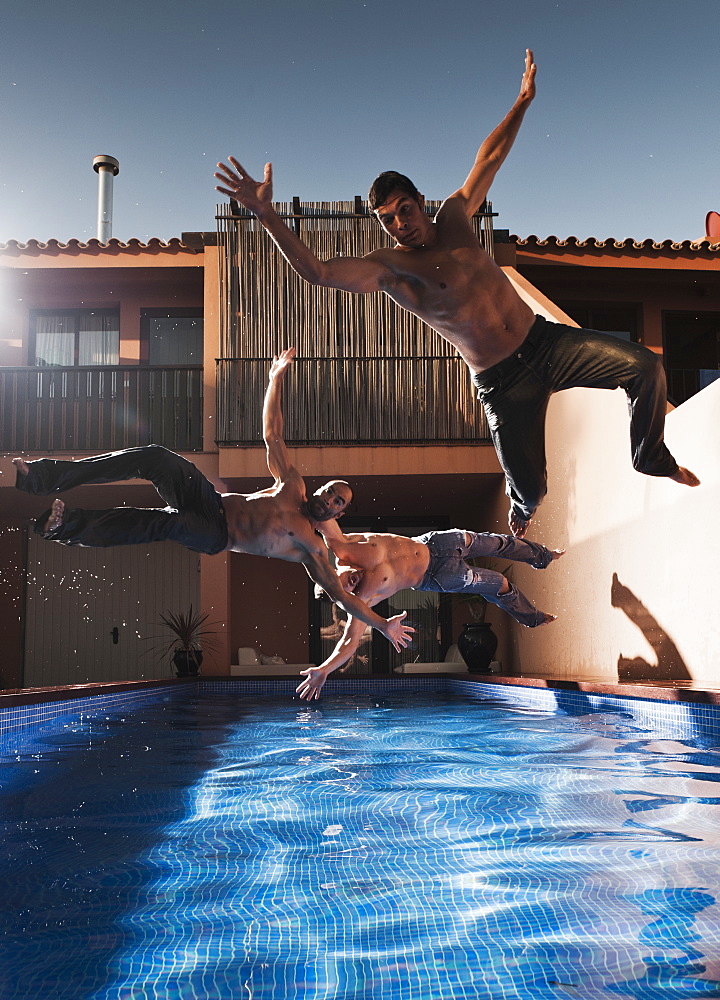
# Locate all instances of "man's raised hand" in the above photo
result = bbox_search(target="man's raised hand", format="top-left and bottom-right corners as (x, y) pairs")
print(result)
(385, 611), (414, 652)
(215, 157), (273, 215)
(269, 347), (296, 380)
(518, 49), (536, 104)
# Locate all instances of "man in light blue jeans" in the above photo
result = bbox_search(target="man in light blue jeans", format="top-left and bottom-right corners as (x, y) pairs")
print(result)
(413, 528), (553, 617)
(298, 521), (564, 700)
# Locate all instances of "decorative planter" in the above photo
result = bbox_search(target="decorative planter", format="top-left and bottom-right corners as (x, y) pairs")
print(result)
(457, 623), (498, 673)
(172, 650), (203, 677)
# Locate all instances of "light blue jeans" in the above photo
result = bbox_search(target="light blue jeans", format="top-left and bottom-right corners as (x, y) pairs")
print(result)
(412, 529), (554, 627)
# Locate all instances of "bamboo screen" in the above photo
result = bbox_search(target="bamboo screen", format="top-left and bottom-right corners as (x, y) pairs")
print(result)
(216, 200), (492, 446)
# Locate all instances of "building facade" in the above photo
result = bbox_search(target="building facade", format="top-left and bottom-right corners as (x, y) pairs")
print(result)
(1, 209), (718, 689)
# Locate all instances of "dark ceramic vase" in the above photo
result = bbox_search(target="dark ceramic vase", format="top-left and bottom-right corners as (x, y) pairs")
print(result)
(173, 649), (203, 677)
(457, 623), (498, 673)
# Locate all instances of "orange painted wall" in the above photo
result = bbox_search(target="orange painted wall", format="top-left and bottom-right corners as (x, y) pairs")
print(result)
(229, 553), (312, 664)
(0, 516), (26, 689)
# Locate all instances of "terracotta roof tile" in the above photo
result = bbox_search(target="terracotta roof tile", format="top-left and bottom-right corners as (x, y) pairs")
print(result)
(0, 237), (190, 254)
(513, 234), (720, 251)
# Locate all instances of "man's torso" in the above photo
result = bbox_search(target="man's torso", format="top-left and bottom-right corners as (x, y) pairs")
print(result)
(336, 531), (431, 598)
(221, 487), (317, 562)
(371, 205), (534, 373)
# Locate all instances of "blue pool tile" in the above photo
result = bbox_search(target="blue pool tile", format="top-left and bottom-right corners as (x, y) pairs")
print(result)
(3, 677), (720, 743)
(0, 685), (184, 741)
(2, 689), (720, 998)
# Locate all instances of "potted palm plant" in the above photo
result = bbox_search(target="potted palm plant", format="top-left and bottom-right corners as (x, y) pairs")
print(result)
(148, 606), (221, 677)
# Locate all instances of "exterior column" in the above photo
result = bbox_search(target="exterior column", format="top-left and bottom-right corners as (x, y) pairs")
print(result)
(200, 551), (232, 675)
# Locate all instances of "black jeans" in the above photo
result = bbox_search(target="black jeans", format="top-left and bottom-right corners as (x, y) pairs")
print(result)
(472, 316), (679, 522)
(16, 445), (228, 555)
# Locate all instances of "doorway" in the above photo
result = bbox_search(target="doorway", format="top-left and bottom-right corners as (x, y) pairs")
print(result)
(23, 531), (198, 687)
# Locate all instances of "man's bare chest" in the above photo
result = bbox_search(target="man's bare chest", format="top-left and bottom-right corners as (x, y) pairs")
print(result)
(385, 244), (492, 313)
(229, 497), (310, 561)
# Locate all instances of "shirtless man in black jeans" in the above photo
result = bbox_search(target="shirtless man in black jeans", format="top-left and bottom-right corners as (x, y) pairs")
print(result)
(216, 50), (699, 538)
(14, 349), (414, 653)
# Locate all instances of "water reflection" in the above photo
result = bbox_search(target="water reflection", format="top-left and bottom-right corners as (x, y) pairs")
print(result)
(609, 888), (720, 998)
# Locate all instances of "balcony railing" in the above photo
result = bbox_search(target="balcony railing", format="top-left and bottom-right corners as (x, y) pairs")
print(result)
(0, 366), (203, 453)
(216, 357), (489, 445)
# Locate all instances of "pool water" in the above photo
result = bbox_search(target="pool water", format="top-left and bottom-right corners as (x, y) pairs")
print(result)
(1, 691), (720, 999)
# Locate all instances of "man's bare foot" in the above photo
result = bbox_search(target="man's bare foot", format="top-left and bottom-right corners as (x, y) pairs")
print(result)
(42, 499), (65, 533)
(538, 613), (556, 626)
(509, 509), (530, 538)
(12, 457), (29, 476)
(532, 548), (565, 570)
(670, 466), (700, 487)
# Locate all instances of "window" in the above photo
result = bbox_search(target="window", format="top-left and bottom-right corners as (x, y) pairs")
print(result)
(32, 309), (119, 367)
(555, 302), (639, 342)
(663, 310), (720, 404)
(141, 308), (203, 365)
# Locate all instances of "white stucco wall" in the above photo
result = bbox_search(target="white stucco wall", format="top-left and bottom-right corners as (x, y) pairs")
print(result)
(505, 379), (719, 685)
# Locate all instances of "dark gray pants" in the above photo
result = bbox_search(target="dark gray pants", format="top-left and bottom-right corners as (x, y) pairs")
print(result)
(16, 445), (228, 555)
(472, 315), (678, 523)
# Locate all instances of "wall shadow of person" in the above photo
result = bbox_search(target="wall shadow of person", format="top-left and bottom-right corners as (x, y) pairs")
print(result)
(611, 573), (691, 682)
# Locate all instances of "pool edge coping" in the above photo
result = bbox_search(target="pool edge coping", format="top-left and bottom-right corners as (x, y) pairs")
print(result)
(0, 677), (192, 708)
(2, 673), (720, 708)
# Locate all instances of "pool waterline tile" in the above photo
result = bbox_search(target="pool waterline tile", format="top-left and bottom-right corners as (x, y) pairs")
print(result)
(3, 674), (720, 741)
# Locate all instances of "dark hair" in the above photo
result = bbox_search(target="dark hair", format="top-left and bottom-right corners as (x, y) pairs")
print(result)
(368, 171), (421, 211)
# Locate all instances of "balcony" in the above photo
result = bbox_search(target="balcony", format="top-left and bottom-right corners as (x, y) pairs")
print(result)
(216, 357), (489, 446)
(215, 199), (494, 449)
(0, 366), (203, 453)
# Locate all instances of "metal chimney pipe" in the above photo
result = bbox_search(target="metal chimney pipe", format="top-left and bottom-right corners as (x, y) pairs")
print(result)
(92, 154), (120, 242)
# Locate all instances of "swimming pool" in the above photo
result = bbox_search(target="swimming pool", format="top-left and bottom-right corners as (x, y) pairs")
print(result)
(2, 681), (720, 999)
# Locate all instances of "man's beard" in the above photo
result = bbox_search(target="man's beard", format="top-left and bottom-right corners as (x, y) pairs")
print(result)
(306, 498), (332, 521)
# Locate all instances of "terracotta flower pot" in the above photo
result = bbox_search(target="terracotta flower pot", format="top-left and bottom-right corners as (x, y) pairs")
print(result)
(172, 649), (203, 677)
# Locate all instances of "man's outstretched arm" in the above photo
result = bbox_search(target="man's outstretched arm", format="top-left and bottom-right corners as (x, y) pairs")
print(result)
(262, 348), (296, 482)
(215, 158), (393, 293)
(444, 48), (537, 219)
(315, 516), (346, 549)
(301, 547), (413, 652)
(296, 613), (369, 700)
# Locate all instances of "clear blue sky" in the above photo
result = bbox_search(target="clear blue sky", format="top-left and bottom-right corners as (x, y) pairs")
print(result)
(2, 0), (718, 244)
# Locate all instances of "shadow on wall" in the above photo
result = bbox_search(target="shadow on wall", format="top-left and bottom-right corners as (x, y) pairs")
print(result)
(611, 572), (691, 683)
